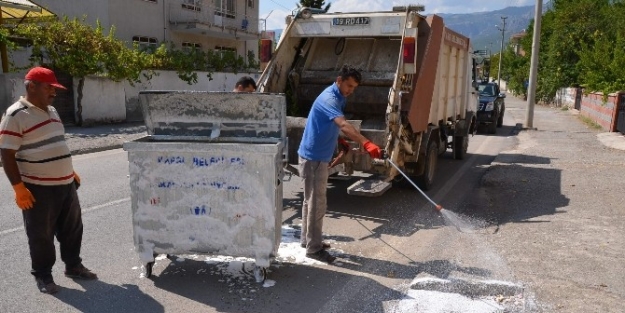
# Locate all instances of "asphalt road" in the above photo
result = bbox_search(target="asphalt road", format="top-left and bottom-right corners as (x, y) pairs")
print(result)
(0, 109), (524, 312)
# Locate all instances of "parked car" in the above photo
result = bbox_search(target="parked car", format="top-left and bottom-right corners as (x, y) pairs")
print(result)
(477, 83), (506, 134)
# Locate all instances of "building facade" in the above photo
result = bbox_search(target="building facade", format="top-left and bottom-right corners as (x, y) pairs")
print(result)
(22, 0), (260, 62)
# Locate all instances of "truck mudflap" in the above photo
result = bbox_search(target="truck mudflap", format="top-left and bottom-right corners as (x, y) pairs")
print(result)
(346, 179), (393, 197)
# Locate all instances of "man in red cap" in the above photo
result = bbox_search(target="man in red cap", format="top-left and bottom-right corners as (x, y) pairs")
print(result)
(0, 67), (97, 294)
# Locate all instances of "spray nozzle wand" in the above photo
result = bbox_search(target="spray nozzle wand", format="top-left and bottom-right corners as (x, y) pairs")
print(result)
(373, 156), (445, 212)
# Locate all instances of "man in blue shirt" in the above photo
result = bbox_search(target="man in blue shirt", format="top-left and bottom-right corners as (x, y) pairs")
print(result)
(298, 65), (381, 263)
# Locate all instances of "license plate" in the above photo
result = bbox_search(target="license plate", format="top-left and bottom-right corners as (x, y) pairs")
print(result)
(332, 17), (370, 26)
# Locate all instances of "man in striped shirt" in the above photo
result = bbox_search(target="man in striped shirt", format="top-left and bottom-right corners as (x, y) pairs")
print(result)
(0, 67), (97, 294)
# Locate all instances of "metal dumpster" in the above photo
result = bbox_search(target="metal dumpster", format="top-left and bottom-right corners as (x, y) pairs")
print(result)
(123, 91), (287, 281)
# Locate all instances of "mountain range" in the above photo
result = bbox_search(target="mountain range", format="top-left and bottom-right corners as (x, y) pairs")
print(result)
(440, 4), (544, 54)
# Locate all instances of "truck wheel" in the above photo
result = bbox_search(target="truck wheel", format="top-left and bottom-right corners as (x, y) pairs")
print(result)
(417, 141), (438, 190)
(488, 117), (497, 134)
(452, 135), (468, 160)
(497, 111), (504, 127)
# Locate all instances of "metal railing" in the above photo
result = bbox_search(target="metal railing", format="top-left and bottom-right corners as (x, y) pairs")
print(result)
(168, 2), (259, 33)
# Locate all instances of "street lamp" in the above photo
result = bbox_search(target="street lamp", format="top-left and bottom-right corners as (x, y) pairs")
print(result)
(496, 16), (508, 87)
(260, 10), (274, 34)
(486, 42), (493, 80)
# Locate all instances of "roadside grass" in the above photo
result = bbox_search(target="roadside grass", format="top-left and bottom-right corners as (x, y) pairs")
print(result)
(560, 105), (569, 111)
(578, 115), (603, 130)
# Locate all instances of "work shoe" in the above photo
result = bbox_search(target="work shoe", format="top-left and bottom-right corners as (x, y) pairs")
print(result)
(36, 277), (60, 294)
(300, 242), (331, 249)
(306, 249), (336, 264)
(65, 264), (98, 280)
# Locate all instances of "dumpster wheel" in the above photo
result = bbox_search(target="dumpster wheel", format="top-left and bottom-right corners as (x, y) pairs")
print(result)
(145, 262), (154, 278)
(253, 266), (267, 283)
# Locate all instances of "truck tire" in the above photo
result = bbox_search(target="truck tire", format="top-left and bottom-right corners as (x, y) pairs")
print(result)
(452, 135), (468, 160)
(417, 141), (438, 190)
(488, 115), (498, 134)
(497, 110), (504, 127)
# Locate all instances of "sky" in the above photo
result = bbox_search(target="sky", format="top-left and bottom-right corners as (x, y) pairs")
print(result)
(260, 0), (536, 30)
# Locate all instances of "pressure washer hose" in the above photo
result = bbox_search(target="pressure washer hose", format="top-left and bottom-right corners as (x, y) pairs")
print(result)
(384, 158), (443, 212)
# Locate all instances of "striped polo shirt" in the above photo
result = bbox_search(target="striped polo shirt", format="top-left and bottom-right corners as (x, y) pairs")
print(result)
(0, 97), (74, 186)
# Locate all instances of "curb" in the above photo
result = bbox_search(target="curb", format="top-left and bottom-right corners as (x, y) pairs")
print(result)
(0, 144), (123, 168)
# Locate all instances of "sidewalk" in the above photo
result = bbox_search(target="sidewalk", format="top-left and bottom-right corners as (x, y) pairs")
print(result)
(0, 122), (147, 167)
(63, 121), (147, 155)
(465, 96), (625, 312)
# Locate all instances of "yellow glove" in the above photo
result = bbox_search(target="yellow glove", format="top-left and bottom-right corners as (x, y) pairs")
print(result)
(73, 171), (81, 190)
(13, 182), (35, 210)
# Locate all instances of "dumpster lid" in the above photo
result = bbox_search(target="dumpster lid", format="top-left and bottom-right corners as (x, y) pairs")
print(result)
(139, 91), (287, 143)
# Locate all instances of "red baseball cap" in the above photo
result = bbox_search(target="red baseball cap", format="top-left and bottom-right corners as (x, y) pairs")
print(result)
(25, 67), (67, 90)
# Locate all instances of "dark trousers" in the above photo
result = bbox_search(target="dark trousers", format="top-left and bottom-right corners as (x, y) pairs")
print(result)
(22, 182), (83, 279)
(299, 157), (329, 254)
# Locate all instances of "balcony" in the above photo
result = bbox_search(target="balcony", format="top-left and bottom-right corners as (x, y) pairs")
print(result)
(169, 3), (260, 40)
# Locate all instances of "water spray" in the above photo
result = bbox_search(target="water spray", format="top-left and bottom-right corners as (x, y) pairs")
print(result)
(385, 158), (443, 211)
(374, 156), (474, 233)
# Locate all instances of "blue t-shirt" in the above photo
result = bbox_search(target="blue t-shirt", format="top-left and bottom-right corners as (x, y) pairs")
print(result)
(298, 83), (345, 162)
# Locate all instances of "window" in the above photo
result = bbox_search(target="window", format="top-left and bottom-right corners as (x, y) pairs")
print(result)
(215, 0), (235, 19)
(215, 46), (237, 58)
(132, 36), (158, 51)
(9, 37), (31, 50)
(182, 0), (201, 11)
(182, 42), (202, 50)
(248, 0), (254, 8)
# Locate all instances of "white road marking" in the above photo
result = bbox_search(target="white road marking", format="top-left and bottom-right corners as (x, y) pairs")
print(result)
(0, 197), (130, 236)
(432, 135), (494, 204)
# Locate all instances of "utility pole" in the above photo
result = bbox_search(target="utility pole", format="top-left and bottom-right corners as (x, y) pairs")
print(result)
(261, 10), (274, 35)
(497, 16), (507, 87)
(525, 0), (543, 129)
(0, 8), (8, 73)
(487, 42), (493, 80)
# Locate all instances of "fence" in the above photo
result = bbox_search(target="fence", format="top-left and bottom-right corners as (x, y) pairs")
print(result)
(579, 91), (623, 132)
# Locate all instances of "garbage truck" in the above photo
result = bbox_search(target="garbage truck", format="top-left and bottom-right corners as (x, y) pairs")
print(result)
(256, 6), (479, 196)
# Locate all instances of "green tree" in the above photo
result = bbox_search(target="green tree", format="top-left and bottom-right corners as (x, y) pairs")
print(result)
(297, 0), (331, 12)
(576, 2), (625, 94)
(515, 0), (625, 101)
(0, 26), (12, 47)
(14, 17), (150, 125)
(145, 43), (259, 85)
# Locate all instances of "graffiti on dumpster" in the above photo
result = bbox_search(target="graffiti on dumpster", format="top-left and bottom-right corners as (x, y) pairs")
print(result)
(156, 180), (241, 190)
(156, 155), (246, 167)
(190, 205), (211, 216)
(152, 154), (246, 190)
(193, 156), (246, 167)
(157, 156), (185, 164)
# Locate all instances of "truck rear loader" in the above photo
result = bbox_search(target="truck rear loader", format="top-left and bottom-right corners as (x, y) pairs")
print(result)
(257, 6), (478, 196)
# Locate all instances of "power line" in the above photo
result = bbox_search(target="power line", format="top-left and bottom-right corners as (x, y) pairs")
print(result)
(267, 0), (292, 11)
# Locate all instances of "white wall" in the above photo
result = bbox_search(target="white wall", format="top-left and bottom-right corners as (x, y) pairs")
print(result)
(1, 70), (262, 124)
(84, 70), (262, 124)
(78, 76), (127, 123)
(0, 73), (25, 113)
(555, 87), (578, 108)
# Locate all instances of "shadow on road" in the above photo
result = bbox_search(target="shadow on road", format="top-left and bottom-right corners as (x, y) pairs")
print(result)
(55, 280), (163, 313)
(283, 184), (446, 241)
(475, 124), (519, 137)
(337, 254), (491, 280)
(459, 154), (569, 226)
(149, 257), (404, 313)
